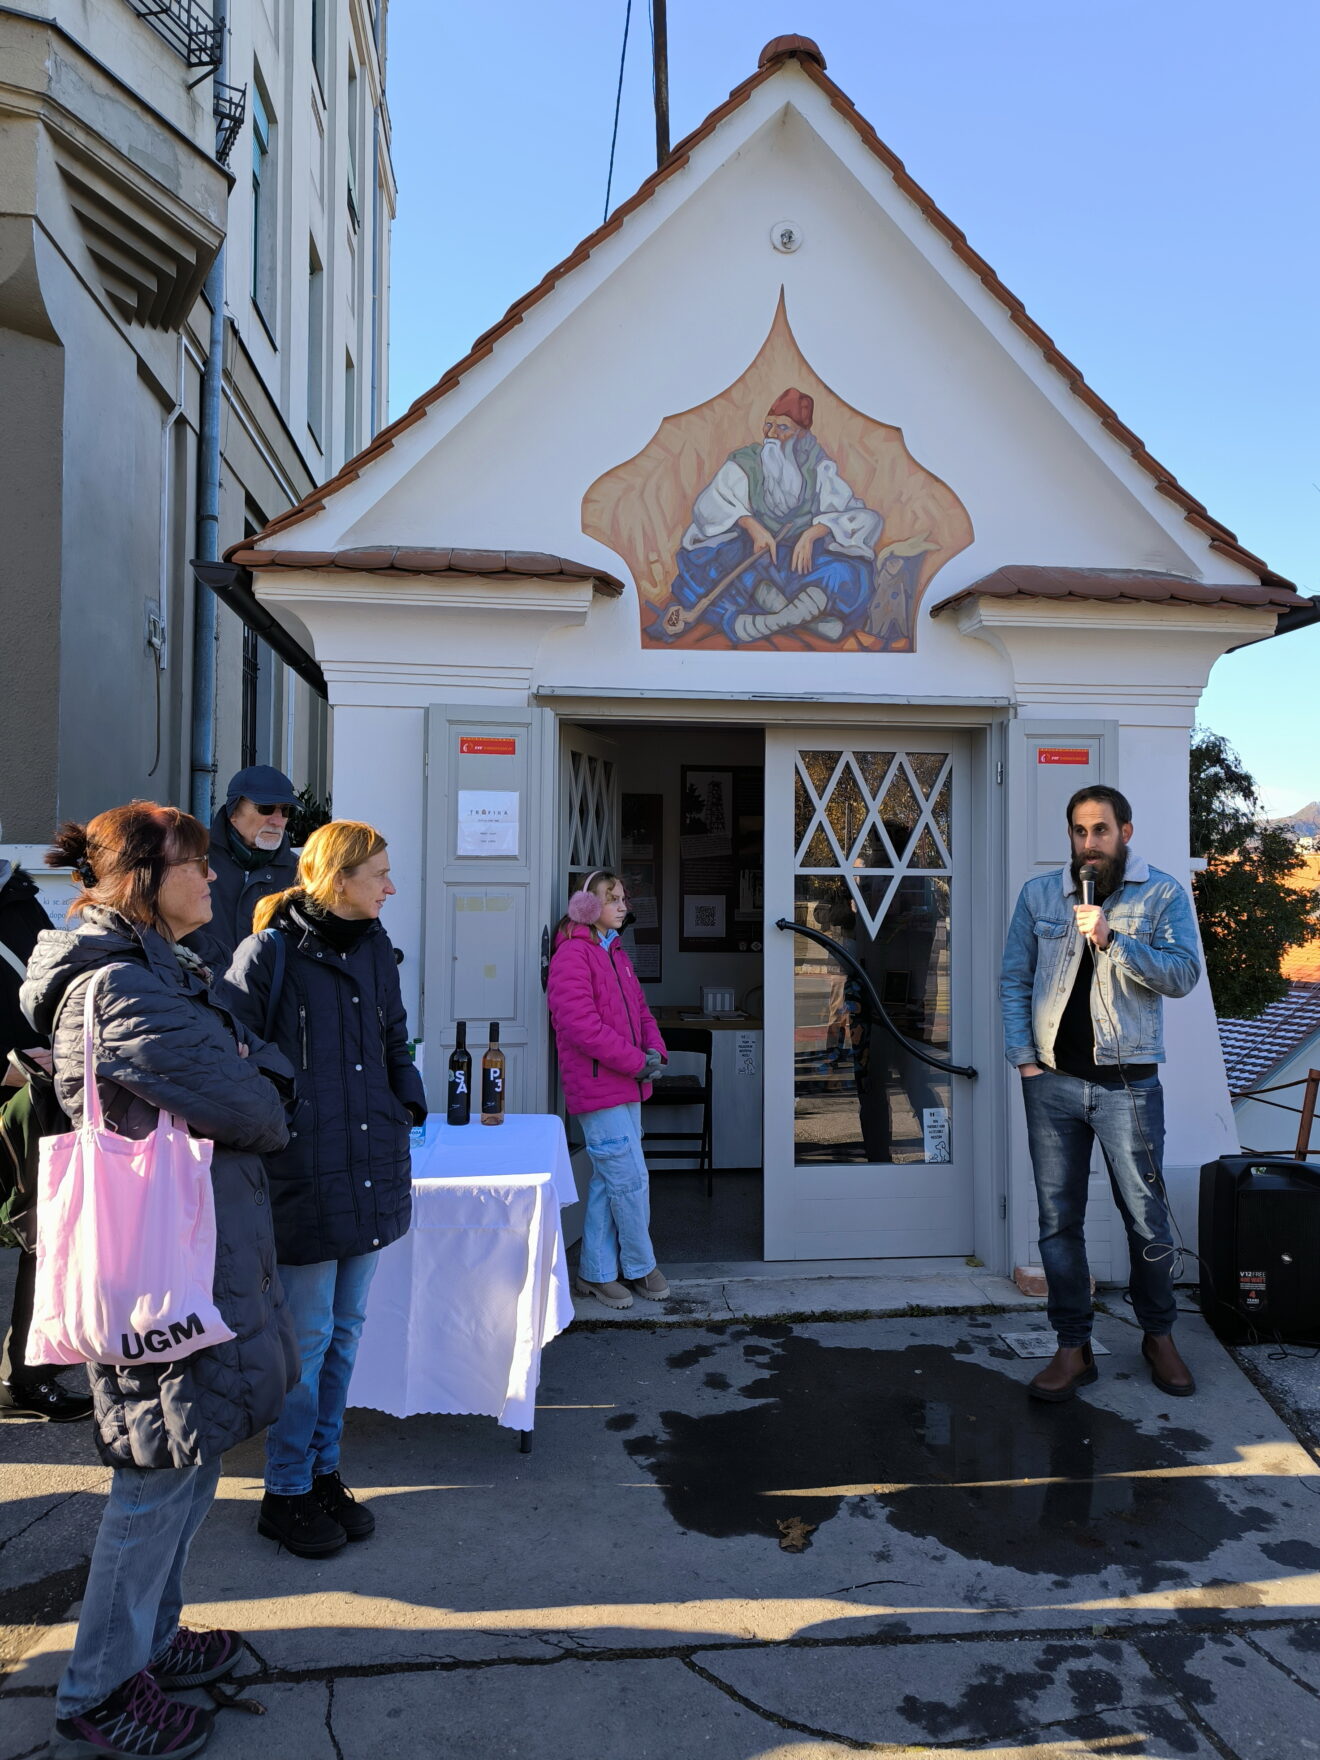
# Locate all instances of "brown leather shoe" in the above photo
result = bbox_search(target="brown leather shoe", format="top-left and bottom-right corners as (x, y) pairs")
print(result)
(1142, 1332), (1195, 1396)
(1028, 1343), (1097, 1403)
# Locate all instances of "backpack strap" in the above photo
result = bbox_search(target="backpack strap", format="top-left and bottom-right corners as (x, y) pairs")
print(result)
(0, 940), (26, 981)
(258, 929), (286, 1041)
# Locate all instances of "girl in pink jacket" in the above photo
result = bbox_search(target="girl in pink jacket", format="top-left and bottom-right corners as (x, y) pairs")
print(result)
(547, 870), (668, 1310)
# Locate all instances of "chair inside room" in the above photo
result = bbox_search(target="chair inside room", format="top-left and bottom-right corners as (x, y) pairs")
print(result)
(641, 1027), (714, 1195)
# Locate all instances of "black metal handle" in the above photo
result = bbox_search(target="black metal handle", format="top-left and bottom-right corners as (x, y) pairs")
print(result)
(774, 917), (977, 1080)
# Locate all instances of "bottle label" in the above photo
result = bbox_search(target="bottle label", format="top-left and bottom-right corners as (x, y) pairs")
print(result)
(449, 1068), (468, 1096)
(481, 1067), (503, 1113)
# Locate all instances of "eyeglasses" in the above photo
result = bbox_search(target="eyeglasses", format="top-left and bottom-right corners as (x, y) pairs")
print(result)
(169, 856), (212, 876)
(251, 803), (293, 817)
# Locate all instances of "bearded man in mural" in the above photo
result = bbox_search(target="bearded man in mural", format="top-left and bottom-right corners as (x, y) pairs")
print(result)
(670, 389), (885, 645)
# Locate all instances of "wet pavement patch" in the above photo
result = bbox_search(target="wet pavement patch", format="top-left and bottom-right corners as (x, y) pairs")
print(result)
(623, 1332), (1270, 1583)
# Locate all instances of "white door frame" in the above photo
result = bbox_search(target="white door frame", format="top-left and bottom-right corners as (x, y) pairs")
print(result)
(763, 728), (978, 1262)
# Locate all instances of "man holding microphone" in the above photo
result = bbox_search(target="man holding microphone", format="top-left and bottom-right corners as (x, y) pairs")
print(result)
(1000, 785), (1201, 1401)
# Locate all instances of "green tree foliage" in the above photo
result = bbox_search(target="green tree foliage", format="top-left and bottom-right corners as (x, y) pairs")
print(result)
(1190, 729), (1320, 1018)
(287, 785), (331, 849)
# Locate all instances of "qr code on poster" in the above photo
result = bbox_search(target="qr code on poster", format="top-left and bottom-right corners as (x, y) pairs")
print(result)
(694, 904), (717, 928)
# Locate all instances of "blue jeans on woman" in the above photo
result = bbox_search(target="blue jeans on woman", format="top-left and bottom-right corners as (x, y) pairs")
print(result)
(264, 1253), (379, 1496)
(1021, 1067), (1178, 1346)
(57, 1456), (223, 1717)
(578, 1103), (657, 1284)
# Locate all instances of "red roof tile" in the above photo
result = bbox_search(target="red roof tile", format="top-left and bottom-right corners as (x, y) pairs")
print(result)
(228, 38), (1293, 593)
(930, 566), (1310, 618)
(226, 545), (624, 596)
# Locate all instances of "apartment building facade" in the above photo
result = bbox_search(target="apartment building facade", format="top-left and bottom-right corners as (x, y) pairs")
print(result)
(0, 0), (395, 841)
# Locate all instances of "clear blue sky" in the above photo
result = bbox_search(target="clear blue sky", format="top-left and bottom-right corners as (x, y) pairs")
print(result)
(384, 1), (1318, 815)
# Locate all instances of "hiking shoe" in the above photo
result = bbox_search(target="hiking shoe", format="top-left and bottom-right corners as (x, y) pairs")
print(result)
(55, 1669), (214, 1757)
(313, 1471), (375, 1540)
(151, 1625), (243, 1690)
(573, 1275), (634, 1310)
(0, 1374), (93, 1423)
(625, 1268), (670, 1301)
(257, 1489), (347, 1557)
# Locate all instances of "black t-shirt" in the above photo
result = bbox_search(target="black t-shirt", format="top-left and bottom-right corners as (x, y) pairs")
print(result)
(1052, 945), (1155, 1087)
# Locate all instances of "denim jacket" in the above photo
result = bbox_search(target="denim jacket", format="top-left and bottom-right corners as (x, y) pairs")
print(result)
(999, 853), (1201, 1069)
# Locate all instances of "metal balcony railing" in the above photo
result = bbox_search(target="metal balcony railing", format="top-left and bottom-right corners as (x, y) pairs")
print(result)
(122, 0), (223, 69)
(213, 81), (247, 165)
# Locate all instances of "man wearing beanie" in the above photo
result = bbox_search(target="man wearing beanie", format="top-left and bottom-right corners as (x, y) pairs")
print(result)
(185, 764), (299, 971)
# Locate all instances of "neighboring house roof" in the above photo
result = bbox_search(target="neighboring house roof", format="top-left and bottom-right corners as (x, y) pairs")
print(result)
(228, 35), (1293, 592)
(225, 545), (624, 595)
(931, 567), (1309, 619)
(1218, 982), (1320, 1096)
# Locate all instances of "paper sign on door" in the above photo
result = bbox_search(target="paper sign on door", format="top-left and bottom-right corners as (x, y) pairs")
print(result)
(456, 790), (519, 857)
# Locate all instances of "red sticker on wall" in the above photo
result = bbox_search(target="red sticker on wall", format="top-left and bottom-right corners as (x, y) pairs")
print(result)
(1037, 748), (1090, 765)
(459, 737), (516, 755)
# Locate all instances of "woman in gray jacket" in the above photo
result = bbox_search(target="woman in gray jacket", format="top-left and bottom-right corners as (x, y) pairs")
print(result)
(22, 802), (298, 1760)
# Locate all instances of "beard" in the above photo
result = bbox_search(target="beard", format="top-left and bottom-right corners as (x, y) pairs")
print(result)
(252, 827), (285, 851)
(761, 436), (804, 520)
(1071, 847), (1126, 900)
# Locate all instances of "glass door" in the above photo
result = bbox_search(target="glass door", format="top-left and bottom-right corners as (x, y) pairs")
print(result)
(763, 731), (974, 1260)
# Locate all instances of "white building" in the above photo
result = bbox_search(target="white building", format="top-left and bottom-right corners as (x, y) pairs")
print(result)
(223, 35), (1316, 1276)
(0, 0), (394, 838)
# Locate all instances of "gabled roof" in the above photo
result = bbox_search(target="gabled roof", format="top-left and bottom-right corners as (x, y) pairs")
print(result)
(1219, 983), (1320, 1096)
(232, 34), (1291, 592)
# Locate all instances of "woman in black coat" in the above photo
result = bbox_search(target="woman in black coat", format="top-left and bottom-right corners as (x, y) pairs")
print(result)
(214, 820), (426, 1559)
(22, 803), (297, 1759)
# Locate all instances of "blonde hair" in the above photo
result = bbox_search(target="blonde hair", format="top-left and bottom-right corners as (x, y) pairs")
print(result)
(253, 820), (387, 932)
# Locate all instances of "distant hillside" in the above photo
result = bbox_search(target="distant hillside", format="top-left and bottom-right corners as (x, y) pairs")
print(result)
(1266, 801), (1320, 841)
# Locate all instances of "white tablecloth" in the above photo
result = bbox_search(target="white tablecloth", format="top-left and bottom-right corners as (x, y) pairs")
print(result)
(348, 1114), (576, 1430)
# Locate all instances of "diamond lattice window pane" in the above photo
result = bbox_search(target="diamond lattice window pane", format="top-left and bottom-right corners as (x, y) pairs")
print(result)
(853, 825), (891, 870)
(879, 768), (921, 856)
(932, 776), (952, 854)
(825, 763), (866, 860)
(852, 871), (898, 936)
(907, 752), (947, 798)
(794, 772), (816, 851)
(802, 750), (842, 793)
(801, 826), (837, 868)
(911, 827), (944, 869)
(855, 751), (895, 798)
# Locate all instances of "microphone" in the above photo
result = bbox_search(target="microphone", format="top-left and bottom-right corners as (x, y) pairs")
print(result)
(1079, 863), (1100, 908)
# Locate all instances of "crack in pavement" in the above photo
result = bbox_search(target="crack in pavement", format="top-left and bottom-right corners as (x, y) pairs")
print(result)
(680, 1654), (870, 1751)
(0, 1490), (86, 1557)
(1134, 1638), (1245, 1760)
(1238, 1630), (1320, 1702)
(324, 1676), (345, 1760)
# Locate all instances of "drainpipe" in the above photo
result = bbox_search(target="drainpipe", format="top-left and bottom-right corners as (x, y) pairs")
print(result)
(369, 108), (380, 434)
(191, 0), (228, 820)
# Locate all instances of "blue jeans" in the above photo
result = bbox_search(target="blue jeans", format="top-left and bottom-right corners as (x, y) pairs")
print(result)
(264, 1254), (378, 1496)
(57, 1456), (223, 1718)
(577, 1103), (657, 1284)
(1021, 1068), (1177, 1346)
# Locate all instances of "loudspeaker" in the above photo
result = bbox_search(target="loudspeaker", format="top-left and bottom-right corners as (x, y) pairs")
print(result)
(1199, 1156), (1320, 1342)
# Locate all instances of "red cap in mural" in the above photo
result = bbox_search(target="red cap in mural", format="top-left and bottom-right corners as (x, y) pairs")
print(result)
(768, 387), (814, 429)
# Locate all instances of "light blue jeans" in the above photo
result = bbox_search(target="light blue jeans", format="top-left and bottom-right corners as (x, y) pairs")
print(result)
(264, 1254), (379, 1496)
(577, 1103), (657, 1284)
(57, 1455), (223, 1717)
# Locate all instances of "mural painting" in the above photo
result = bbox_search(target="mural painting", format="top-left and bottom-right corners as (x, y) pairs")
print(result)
(582, 296), (974, 652)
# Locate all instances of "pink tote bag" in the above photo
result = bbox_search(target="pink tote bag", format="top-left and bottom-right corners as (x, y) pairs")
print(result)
(28, 966), (236, 1368)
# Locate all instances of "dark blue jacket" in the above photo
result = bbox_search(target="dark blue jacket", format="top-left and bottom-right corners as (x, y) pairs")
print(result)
(21, 910), (299, 1469)
(184, 808), (298, 974)
(213, 902), (428, 1265)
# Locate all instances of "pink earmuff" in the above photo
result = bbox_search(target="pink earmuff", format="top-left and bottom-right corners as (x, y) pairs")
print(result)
(567, 889), (603, 924)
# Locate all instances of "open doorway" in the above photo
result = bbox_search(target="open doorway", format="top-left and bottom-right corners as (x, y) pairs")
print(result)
(561, 721), (765, 1268)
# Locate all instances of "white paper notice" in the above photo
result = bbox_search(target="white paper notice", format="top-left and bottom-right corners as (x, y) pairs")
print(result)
(735, 1032), (759, 1077)
(922, 1107), (951, 1163)
(456, 790), (519, 857)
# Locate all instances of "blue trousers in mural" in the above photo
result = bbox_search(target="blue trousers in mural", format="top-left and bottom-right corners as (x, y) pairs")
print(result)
(668, 529), (874, 643)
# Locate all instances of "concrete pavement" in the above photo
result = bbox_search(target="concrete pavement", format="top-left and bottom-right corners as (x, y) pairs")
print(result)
(3, 1265), (1319, 1759)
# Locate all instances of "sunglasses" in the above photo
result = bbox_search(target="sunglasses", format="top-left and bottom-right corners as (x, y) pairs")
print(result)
(251, 803), (293, 817)
(170, 855), (212, 875)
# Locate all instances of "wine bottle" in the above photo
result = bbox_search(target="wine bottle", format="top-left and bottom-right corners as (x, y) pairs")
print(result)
(480, 1022), (505, 1126)
(447, 1022), (472, 1126)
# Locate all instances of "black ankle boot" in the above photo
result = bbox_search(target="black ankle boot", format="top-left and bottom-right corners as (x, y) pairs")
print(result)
(257, 1489), (347, 1557)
